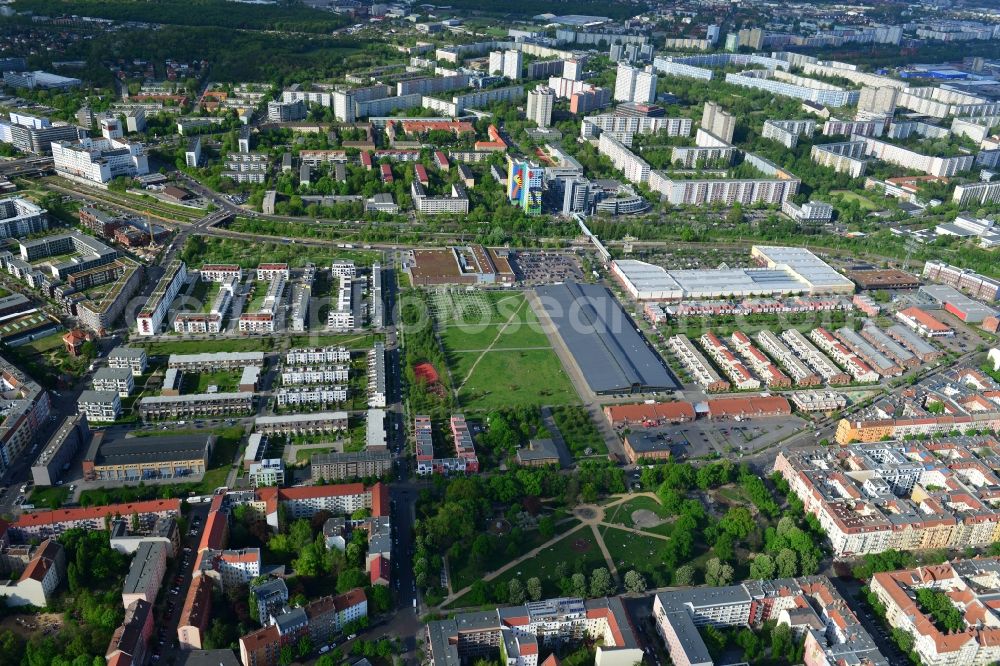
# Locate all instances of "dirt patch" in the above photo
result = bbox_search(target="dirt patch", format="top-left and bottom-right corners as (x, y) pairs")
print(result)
(572, 538), (593, 553)
(631, 509), (664, 529)
(0, 612), (63, 639)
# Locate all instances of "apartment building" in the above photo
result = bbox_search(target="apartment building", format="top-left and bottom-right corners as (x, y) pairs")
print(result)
(178, 576), (213, 650)
(254, 412), (349, 436)
(699, 332), (760, 390)
(0, 197), (48, 239)
(200, 264), (242, 282)
(725, 69), (860, 107)
(77, 390), (121, 422)
(105, 599), (154, 666)
(526, 85), (555, 128)
(780, 329), (851, 385)
(654, 577), (888, 666)
(0, 356), (52, 477)
(730, 331), (792, 388)
(761, 119), (816, 149)
(823, 118), (885, 137)
(886, 325), (942, 363)
(755, 330), (820, 386)
(138, 393), (253, 420)
(614, 63), (657, 104)
(122, 541), (167, 608)
(810, 141), (868, 177)
(0, 540), (66, 608)
(198, 548), (261, 590)
(415, 414), (480, 476)
(31, 414), (88, 487)
(411, 181), (470, 214)
(222, 153), (269, 184)
(810, 327), (880, 383)
(275, 387), (348, 407)
(835, 327), (903, 377)
(248, 459), (285, 488)
(580, 114), (691, 145)
(773, 441), (1000, 556)
(310, 450), (394, 482)
(136, 260), (188, 335)
(168, 351), (265, 372)
(871, 559), (1000, 666)
(922, 261), (1000, 302)
(598, 133), (650, 185)
(92, 366), (134, 397)
(648, 169), (799, 205)
(425, 596), (642, 666)
(666, 335), (730, 391)
(281, 366), (349, 385)
(368, 343), (387, 408)
(11, 499), (180, 540)
(75, 261), (143, 336)
(859, 325), (919, 369)
(0, 112), (83, 153)
(954, 180), (1000, 206)
(861, 136), (976, 177)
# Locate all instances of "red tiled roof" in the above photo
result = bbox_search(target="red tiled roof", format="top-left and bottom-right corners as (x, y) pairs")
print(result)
(333, 587), (366, 611)
(370, 555), (389, 584)
(900, 307), (951, 332)
(14, 499), (180, 529)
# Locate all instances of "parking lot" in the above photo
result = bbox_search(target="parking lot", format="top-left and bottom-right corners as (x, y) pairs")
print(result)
(511, 251), (584, 284)
(639, 415), (808, 459)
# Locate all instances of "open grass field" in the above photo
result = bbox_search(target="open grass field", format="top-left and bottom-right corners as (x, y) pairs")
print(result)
(829, 189), (881, 211)
(182, 369), (242, 394)
(454, 348), (579, 410)
(599, 526), (674, 588)
(435, 291), (579, 410)
(288, 333), (377, 349)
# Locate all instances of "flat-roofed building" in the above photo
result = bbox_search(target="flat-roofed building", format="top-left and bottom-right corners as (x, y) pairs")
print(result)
(92, 366), (134, 397)
(254, 412), (348, 436)
(167, 352), (265, 371)
(107, 347), (147, 376)
(138, 393), (254, 420)
(77, 390), (120, 422)
(136, 260), (188, 335)
(310, 450), (394, 481)
(83, 431), (214, 481)
(31, 413), (88, 487)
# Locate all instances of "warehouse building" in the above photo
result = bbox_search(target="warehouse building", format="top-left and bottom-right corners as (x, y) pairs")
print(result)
(611, 246), (853, 301)
(83, 432), (215, 481)
(536, 282), (678, 394)
(919, 284), (997, 323)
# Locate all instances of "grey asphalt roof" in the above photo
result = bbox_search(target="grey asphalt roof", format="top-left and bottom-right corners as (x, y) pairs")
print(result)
(535, 282), (679, 394)
(87, 433), (214, 466)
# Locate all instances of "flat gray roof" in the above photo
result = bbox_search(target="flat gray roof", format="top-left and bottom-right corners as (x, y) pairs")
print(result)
(87, 432), (214, 466)
(535, 282), (679, 394)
